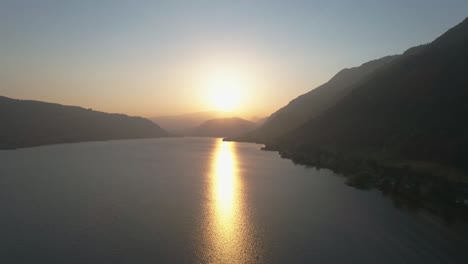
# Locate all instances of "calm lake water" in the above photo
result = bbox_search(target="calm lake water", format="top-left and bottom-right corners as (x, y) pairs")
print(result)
(1, 138), (467, 263)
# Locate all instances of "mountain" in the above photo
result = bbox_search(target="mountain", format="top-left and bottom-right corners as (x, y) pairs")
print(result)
(0, 96), (168, 149)
(249, 115), (268, 125)
(276, 17), (468, 173)
(192, 117), (255, 138)
(150, 111), (232, 135)
(251, 116), (268, 130)
(232, 55), (399, 143)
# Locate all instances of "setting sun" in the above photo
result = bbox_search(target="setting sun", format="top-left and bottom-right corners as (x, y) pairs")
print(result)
(206, 71), (247, 112)
(211, 88), (240, 112)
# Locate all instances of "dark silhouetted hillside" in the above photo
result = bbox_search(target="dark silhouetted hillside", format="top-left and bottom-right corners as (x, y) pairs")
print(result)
(233, 55), (399, 143)
(0, 96), (168, 149)
(192, 117), (255, 138)
(279, 17), (468, 173)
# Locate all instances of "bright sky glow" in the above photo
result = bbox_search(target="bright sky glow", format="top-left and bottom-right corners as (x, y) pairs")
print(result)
(1, 1), (467, 117)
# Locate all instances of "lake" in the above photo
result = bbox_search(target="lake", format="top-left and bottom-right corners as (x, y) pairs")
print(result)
(0, 138), (467, 263)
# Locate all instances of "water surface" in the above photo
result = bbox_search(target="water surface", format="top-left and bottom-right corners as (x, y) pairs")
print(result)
(0, 138), (466, 263)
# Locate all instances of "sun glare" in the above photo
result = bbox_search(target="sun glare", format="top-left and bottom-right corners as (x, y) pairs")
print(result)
(211, 88), (240, 112)
(207, 72), (246, 112)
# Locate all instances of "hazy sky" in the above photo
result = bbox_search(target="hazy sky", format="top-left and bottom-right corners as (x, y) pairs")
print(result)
(1, 0), (467, 117)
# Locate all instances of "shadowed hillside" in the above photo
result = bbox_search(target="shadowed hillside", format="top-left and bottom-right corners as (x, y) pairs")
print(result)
(0, 96), (168, 149)
(280, 17), (468, 173)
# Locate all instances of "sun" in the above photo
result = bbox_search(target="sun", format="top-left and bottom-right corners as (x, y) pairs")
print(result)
(211, 87), (240, 112)
(207, 72), (245, 112)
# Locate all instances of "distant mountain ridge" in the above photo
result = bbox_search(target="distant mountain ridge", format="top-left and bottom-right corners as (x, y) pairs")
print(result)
(192, 117), (255, 138)
(150, 111), (232, 135)
(0, 96), (168, 149)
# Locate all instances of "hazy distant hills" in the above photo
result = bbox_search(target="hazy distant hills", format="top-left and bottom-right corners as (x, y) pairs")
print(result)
(231, 17), (468, 174)
(192, 117), (255, 138)
(150, 111), (233, 135)
(0, 96), (168, 149)
(151, 111), (265, 137)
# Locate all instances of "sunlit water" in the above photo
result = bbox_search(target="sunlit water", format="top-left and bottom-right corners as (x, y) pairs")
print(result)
(199, 140), (258, 263)
(0, 138), (467, 263)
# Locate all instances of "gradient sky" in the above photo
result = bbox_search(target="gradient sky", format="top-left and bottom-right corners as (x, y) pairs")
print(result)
(1, 0), (467, 118)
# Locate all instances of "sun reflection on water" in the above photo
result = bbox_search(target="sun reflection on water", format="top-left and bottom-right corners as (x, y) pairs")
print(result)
(213, 141), (237, 222)
(199, 139), (259, 263)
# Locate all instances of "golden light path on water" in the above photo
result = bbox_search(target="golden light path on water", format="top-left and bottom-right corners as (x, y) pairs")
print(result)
(199, 139), (260, 263)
